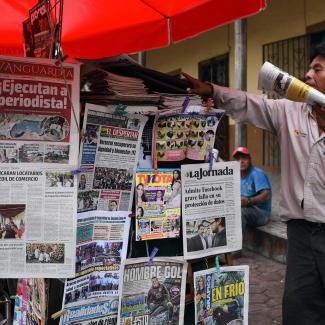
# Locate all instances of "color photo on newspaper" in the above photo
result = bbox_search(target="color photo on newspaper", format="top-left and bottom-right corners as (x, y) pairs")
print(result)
(194, 265), (249, 325)
(118, 257), (187, 325)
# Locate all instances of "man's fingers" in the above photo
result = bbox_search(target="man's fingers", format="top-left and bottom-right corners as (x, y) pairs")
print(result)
(181, 72), (196, 83)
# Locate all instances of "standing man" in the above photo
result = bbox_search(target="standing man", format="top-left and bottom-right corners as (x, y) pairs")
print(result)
(183, 43), (325, 324)
(187, 223), (208, 252)
(209, 217), (227, 248)
(232, 146), (272, 232)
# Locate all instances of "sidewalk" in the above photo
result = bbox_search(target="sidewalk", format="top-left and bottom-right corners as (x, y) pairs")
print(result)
(234, 249), (286, 324)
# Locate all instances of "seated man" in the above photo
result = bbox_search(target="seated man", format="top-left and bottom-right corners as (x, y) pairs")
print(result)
(232, 147), (272, 232)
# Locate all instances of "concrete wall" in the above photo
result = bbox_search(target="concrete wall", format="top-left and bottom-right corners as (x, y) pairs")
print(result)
(145, 0), (325, 173)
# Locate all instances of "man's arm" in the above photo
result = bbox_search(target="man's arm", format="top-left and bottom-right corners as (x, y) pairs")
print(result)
(183, 73), (289, 135)
(241, 189), (270, 207)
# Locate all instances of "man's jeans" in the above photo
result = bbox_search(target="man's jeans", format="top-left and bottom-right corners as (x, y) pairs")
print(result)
(241, 206), (270, 232)
(283, 219), (325, 325)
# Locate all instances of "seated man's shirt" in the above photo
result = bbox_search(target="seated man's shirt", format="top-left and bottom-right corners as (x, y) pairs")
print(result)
(241, 166), (272, 217)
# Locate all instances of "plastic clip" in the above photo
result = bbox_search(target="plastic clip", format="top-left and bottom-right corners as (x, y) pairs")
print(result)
(147, 247), (159, 266)
(181, 96), (190, 113)
(71, 167), (87, 175)
(215, 256), (221, 278)
(114, 103), (127, 116)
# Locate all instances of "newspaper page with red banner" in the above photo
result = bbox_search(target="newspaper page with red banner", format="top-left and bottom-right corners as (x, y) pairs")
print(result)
(0, 56), (80, 167)
(78, 103), (148, 213)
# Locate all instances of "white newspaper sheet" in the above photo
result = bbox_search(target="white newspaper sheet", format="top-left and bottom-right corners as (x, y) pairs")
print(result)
(181, 161), (242, 260)
(0, 166), (77, 277)
(60, 210), (130, 325)
(194, 265), (249, 325)
(78, 104), (148, 213)
(118, 257), (187, 325)
(0, 56), (80, 167)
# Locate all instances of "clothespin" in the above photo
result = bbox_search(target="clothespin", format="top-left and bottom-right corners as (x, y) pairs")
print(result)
(147, 247), (159, 266)
(71, 167), (87, 175)
(10, 295), (17, 300)
(114, 103), (127, 116)
(54, 54), (69, 66)
(215, 256), (221, 278)
(181, 96), (190, 113)
(207, 149), (214, 171)
(51, 309), (67, 320)
(128, 212), (135, 219)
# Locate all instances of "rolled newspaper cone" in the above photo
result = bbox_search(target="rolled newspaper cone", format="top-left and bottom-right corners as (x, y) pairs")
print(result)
(258, 61), (325, 106)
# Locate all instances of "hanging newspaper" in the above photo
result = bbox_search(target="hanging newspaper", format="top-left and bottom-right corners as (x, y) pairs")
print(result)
(0, 166), (77, 278)
(60, 210), (130, 325)
(13, 278), (47, 324)
(78, 103), (148, 213)
(194, 265), (249, 325)
(0, 56), (80, 167)
(118, 257), (187, 325)
(181, 161), (242, 259)
(29, 0), (54, 58)
(155, 111), (224, 162)
(135, 168), (181, 240)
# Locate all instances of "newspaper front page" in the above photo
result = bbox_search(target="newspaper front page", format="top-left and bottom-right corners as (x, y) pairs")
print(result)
(135, 169), (181, 241)
(194, 265), (249, 325)
(60, 210), (130, 325)
(0, 56), (80, 167)
(0, 166), (77, 277)
(181, 162), (242, 259)
(118, 257), (187, 325)
(78, 104), (148, 213)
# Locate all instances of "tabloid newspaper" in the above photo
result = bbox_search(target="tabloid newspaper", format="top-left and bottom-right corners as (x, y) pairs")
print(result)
(13, 278), (47, 324)
(0, 56), (80, 167)
(0, 166), (77, 277)
(181, 161), (242, 260)
(60, 211), (130, 325)
(78, 104), (148, 213)
(155, 111), (224, 162)
(194, 265), (249, 325)
(118, 257), (187, 325)
(135, 169), (181, 240)
(29, 0), (54, 58)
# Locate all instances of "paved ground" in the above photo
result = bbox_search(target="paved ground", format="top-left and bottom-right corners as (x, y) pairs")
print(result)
(233, 249), (286, 325)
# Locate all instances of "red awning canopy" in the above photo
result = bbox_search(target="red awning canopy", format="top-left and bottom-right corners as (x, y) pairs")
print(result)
(1, 0), (266, 59)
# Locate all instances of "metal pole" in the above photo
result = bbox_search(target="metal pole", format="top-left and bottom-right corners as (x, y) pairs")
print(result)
(234, 19), (247, 148)
(138, 52), (147, 67)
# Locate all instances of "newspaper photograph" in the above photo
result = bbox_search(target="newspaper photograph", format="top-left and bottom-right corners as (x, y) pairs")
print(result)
(118, 257), (187, 325)
(155, 111), (224, 162)
(13, 278), (47, 325)
(0, 166), (77, 277)
(194, 265), (249, 325)
(0, 55), (80, 166)
(135, 168), (181, 241)
(78, 104), (148, 212)
(181, 162), (242, 260)
(60, 210), (130, 325)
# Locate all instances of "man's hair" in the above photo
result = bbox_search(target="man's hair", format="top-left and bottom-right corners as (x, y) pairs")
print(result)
(214, 217), (225, 227)
(110, 200), (117, 205)
(198, 223), (205, 230)
(310, 42), (325, 62)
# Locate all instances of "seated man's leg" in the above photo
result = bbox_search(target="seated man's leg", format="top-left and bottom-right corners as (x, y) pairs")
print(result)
(241, 206), (269, 232)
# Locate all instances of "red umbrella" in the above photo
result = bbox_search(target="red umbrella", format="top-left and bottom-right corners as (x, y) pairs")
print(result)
(1, 0), (266, 59)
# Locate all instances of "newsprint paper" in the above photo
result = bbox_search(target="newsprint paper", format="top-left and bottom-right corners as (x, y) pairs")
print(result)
(118, 257), (187, 325)
(0, 166), (77, 278)
(78, 104), (148, 213)
(194, 265), (249, 325)
(0, 56), (80, 167)
(60, 210), (130, 325)
(181, 162), (242, 260)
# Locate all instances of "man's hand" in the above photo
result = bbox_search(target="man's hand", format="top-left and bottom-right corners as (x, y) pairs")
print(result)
(241, 197), (251, 207)
(182, 73), (213, 97)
